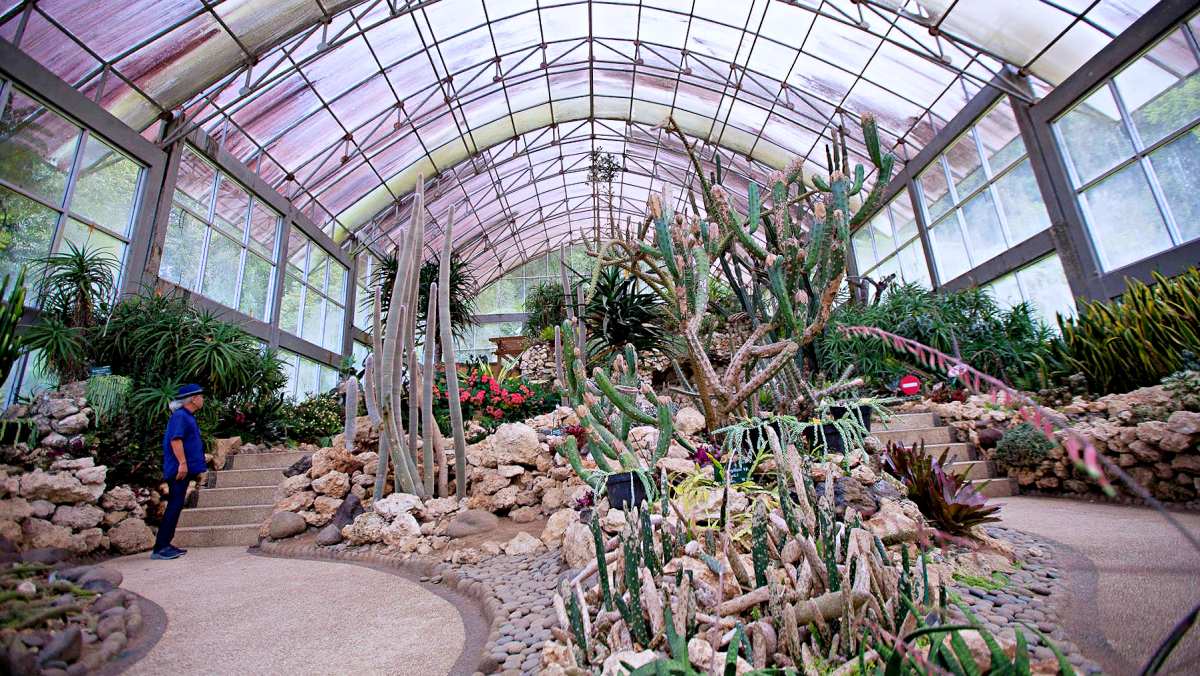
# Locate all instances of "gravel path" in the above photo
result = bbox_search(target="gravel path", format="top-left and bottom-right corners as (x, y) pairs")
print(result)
(106, 546), (466, 675)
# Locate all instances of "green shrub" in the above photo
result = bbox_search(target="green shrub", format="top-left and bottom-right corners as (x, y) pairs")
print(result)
(583, 266), (668, 360)
(283, 391), (344, 444)
(522, 281), (567, 339)
(993, 422), (1055, 469)
(1053, 267), (1200, 394)
(819, 283), (1056, 391)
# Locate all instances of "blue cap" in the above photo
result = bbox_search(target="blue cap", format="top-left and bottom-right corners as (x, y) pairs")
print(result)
(175, 383), (204, 400)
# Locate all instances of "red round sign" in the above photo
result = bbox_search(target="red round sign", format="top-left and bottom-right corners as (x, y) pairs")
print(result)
(898, 375), (921, 396)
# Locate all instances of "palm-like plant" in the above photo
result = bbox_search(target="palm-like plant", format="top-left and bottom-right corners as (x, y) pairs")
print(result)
(522, 281), (566, 340)
(0, 270), (26, 385)
(22, 317), (87, 383)
(583, 266), (668, 360)
(34, 241), (118, 329)
(367, 250), (478, 341)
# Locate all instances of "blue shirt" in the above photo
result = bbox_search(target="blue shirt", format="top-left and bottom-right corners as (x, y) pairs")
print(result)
(162, 407), (206, 480)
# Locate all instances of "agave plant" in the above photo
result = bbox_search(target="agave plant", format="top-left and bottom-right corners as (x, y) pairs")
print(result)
(583, 265), (668, 361)
(881, 441), (1000, 535)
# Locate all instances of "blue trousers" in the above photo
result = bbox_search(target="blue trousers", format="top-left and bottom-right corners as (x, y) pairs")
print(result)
(154, 474), (194, 552)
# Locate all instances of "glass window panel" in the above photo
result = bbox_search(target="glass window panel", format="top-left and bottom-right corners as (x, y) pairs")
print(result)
(1056, 85), (1134, 185)
(1079, 161), (1173, 270)
(896, 240), (930, 289)
(985, 272), (1024, 309)
(61, 219), (125, 269)
(175, 148), (216, 217)
(475, 282), (498, 314)
(287, 229), (307, 275)
(212, 175), (249, 240)
(867, 210), (895, 259)
(1115, 28), (1200, 147)
(890, 190), (918, 243)
(354, 295), (371, 333)
(159, 206), (204, 290)
(491, 276), (522, 313)
(0, 89), (81, 206)
(0, 185), (57, 294)
(945, 132), (987, 199)
(327, 260), (347, 304)
(280, 275), (303, 336)
(959, 190), (1006, 264)
(303, 288), (324, 344)
(1149, 126), (1200, 244)
(323, 303), (343, 352)
(929, 214), (970, 283)
(297, 357), (320, 399)
(851, 227), (876, 270)
(976, 99), (1026, 173)
(319, 364), (338, 394)
(918, 162), (953, 221)
(307, 246), (329, 291)
(1017, 255), (1075, 325)
(201, 230), (241, 308)
(248, 200), (278, 258)
(279, 353), (299, 400)
(872, 254), (902, 285)
(993, 159), (1051, 245)
(238, 252), (272, 321)
(69, 137), (141, 235)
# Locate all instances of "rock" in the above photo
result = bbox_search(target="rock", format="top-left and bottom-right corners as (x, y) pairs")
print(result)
(977, 427), (1003, 450)
(283, 454), (312, 478)
(687, 637), (715, 670)
(75, 466), (107, 485)
(503, 531), (544, 556)
(268, 511), (307, 540)
(329, 493), (363, 531)
(108, 518), (155, 554)
(19, 471), (94, 503)
(96, 614), (125, 640)
(78, 566), (123, 588)
(52, 504), (105, 530)
(16, 579), (36, 596)
(561, 521), (594, 568)
(316, 523), (344, 546)
(355, 452), (379, 473)
(0, 497), (33, 521)
(864, 499), (918, 543)
(602, 509), (627, 532)
(211, 436), (241, 470)
(656, 457), (697, 475)
(342, 512), (387, 545)
(490, 485), (520, 511)
(30, 499), (56, 518)
(812, 476), (879, 518)
(312, 496), (342, 516)
(38, 626), (81, 666)
(421, 497), (460, 519)
(100, 486), (139, 512)
(42, 398), (79, 420)
(602, 649), (657, 675)
(52, 412), (90, 435)
(509, 505), (541, 523)
(674, 407), (707, 436)
(373, 493), (423, 519)
(311, 471), (350, 498)
(490, 423), (543, 466)
(21, 518), (74, 550)
(275, 490), (316, 513)
(381, 512), (421, 545)
(541, 509), (576, 547)
(41, 431), (69, 449)
(627, 426), (659, 453)
(497, 464), (525, 478)
(310, 447), (363, 478)
(445, 509), (499, 538)
(275, 474), (312, 500)
(50, 456), (94, 471)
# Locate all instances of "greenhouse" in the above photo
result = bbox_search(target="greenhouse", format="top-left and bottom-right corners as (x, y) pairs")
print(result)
(0, 0), (1197, 674)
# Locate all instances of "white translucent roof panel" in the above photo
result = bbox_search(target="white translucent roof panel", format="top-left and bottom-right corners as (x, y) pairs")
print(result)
(0, 0), (1159, 270)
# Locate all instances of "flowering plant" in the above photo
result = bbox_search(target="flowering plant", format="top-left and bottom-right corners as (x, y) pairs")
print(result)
(426, 364), (557, 431)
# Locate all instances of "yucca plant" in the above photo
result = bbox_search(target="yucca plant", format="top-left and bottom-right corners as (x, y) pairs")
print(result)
(881, 441), (1000, 535)
(33, 241), (118, 329)
(21, 317), (87, 383)
(85, 374), (132, 427)
(0, 269), (26, 385)
(1053, 267), (1200, 394)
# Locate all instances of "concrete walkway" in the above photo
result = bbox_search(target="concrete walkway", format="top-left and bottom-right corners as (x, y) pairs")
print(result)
(997, 496), (1200, 675)
(107, 546), (466, 675)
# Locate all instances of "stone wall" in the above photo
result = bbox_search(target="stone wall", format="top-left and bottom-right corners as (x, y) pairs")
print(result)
(517, 342), (556, 383)
(921, 385), (1200, 505)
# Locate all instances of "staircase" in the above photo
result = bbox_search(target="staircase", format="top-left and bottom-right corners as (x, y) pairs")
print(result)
(174, 450), (308, 548)
(873, 411), (1015, 498)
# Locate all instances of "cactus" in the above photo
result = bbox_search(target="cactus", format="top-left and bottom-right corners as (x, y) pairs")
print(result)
(341, 373), (358, 452)
(639, 508), (660, 578)
(0, 270), (26, 386)
(589, 513), (613, 612)
(436, 210), (469, 499)
(751, 499), (769, 588)
(421, 281), (439, 495)
(616, 536), (650, 646)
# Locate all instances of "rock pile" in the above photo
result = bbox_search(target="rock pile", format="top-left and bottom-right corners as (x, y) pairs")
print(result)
(0, 382), (91, 455)
(517, 342), (556, 383)
(923, 384), (1200, 504)
(0, 457), (155, 556)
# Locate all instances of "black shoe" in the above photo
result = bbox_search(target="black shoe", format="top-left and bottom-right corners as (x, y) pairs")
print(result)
(169, 545), (188, 555)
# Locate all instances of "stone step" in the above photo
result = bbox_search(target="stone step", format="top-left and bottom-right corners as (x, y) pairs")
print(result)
(178, 504), (274, 528)
(211, 468), (285, 489)
(877, 412), (936, 431)
(172, 524), (260, 548)
(972, 477), (1016, 498)
(921, 443), (974, 464)
(229, 451), (309, 471)
(947, 460), (991, 481)
(871, 425), (954, 446)
(196, 486), (276, 508)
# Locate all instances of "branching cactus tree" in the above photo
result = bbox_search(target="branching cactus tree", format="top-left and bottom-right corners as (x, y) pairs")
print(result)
(592, 115), (895, 429)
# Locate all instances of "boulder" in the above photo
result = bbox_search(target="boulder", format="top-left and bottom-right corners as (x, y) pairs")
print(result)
(107, 518), (155, 554)
(268, 511), (307, 540)
(497, 464), (525, 478)
(275, 490), (316, 513)
(445, 509), (499, 538)
(540, 509), (576, 547)
(472, 469), (510, 495)
(211, 436), (242, 470)
(509, 506), (541, 523)
(490, 423), (543, 466)
(313, 496), (342, 515)
(42, 398), (79, 420)
(29, 499), (56, 518)
(100, 486), (139, 512)
(490, 485), (520, 511)
(19, 471), (94, 503)
(864, 499), (918, 543)
(355, 451), (379, 473)
(674, 407), (707, 436)
(75, 465), (108, 485)
(72, 527), (106, 554)
(541, 487), (567, 511)
(0, 497), (33, 522)
(421, 497), (460, 519)
(283, 454), (312, 478)
(503, 531), (544, 556)
(21, 518), (75, 550)
(310, 447), (362, 479)
(561, 521), (594, 568)
(52, 412), (90, 435)
(381, 512), (421, 545)
(342, 512), (387, 545)
(311, 471), (350, 498)
(41, 432), (69, 449)
(316, 523), (344, 546)
(275, 474), (313, 500)
(316, 494), (363, 546)
(373, 493), (423, 519)
(51, 504), (105, 530)
(812, 476), (879, 518)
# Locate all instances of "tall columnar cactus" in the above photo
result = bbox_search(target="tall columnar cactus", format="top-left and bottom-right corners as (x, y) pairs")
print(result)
(0, 270), (26, 386)
(593, 115), (895, 428)
(437, 208), (469, 499)
(341, 373), (358, 452)
(421, 281), (439, 496)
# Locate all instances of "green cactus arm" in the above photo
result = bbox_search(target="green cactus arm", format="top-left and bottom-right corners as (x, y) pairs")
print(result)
(811, 175), (830, 192)
(589, 514), (614, 612)
(592, 368), (657, 425)
(652, 210), (680, 280)
(558, 436), (597, 489)
(650, 404), (674, 468)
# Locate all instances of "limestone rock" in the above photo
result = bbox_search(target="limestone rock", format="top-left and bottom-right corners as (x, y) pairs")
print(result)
(75, 465), (108, 485)
(373, 492), (423, 519)
(509, 505), (541, 523)
(355, 451), (379, 473)
(561, 521), (594, 568)
(490, 485), (519, 510)
(688, 637), (715, 670)
(421, 496), (460, 519)
(275, 474), (312, 500)
(309, 446), (362, 478)
(602, 650), (657, 675)
(0, 519), (19, 543)
(268, 511), (307, 539)
(100, 486), (139, 511)
(503, 531), (544, 556)
(540, 509), (576, 547)
(30, 499), (55, 518)
(52, 503), (105, 530)
(864, 499), (918, 543)
(42, 398), (79, 419)
(22, 518), (74, 550)
(445, 509), (498, 538)
(107, 518), (155, 554)
(656, 456), (697, 475)
(0, 497), (33, 521)
(472, 469), (510, 495)
(381, 512), (421, 545)
(275, 490), (316, 513)
(490, 423), (543, 466)
(497, 464), (525, 478)
(313, 496), (342, 515)
(673, 407), (707, 436)
(301, 510), (332, 527)
(72, 527), (105, 553)
(342, 512), (387, 545)
(211, 436), (241, 470)
(19, 471), (94, 503)
(311, 471), (350, 498)
(52, 412), (90, 435)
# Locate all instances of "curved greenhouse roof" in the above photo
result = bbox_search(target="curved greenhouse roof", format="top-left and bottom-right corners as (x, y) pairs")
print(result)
(0, 0), (1159, 282)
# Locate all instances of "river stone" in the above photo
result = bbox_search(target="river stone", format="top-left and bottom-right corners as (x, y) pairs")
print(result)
(446, 509), (499, 538)
(268, 511), (307, 540)
(282, 455), (312, 478)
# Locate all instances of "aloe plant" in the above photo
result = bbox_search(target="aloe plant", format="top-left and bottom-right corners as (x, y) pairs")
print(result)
(0, 270), (26, 386)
